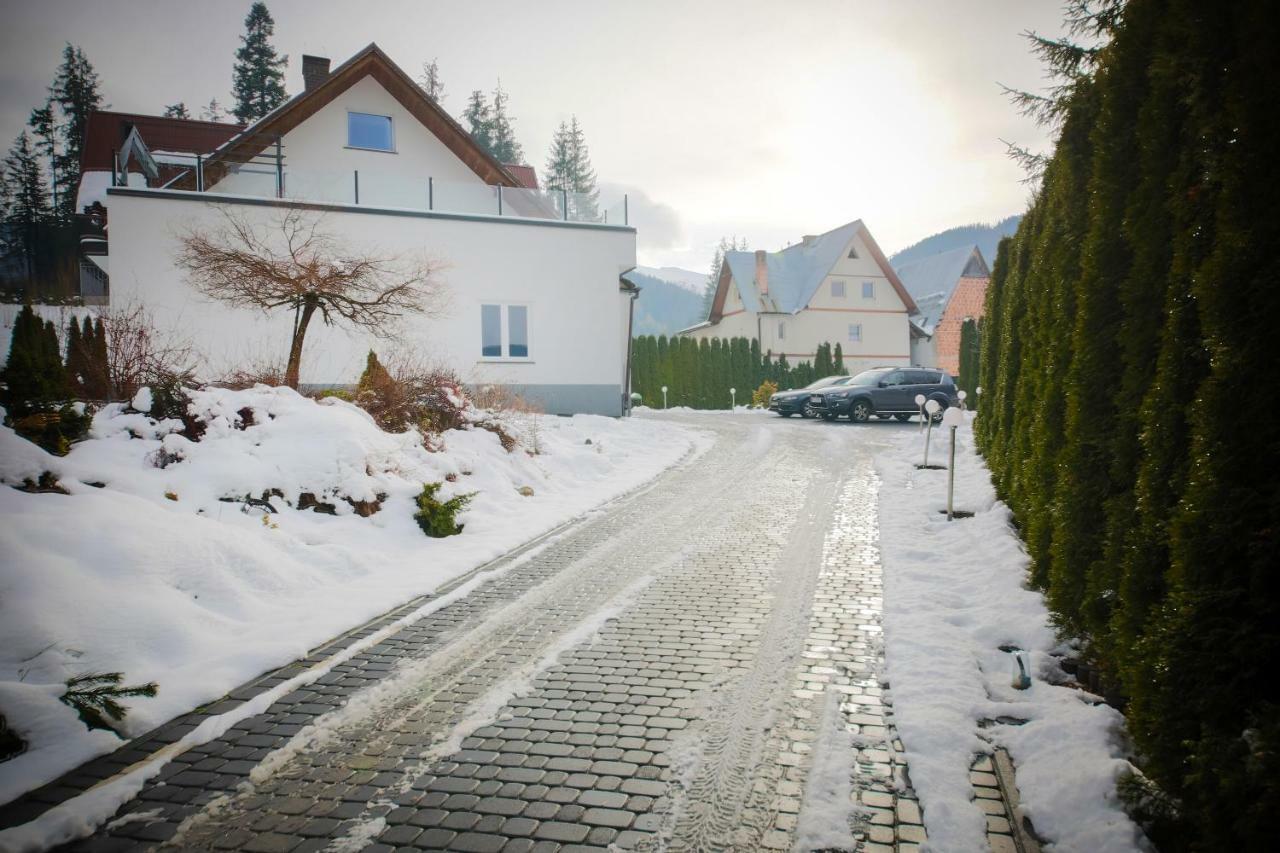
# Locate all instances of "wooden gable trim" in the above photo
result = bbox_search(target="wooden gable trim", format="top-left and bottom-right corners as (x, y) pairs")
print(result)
(191, 44), (520, 191)
(707, 262), (735, 322)
(855, 222), (919, 314)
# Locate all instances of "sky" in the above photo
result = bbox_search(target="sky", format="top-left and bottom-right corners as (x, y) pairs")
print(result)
(0, 0), (1067, 274)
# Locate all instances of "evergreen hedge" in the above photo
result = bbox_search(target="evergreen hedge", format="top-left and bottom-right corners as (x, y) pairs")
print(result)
(975, 1), (1279, 846)
(630, 335), (844, 409)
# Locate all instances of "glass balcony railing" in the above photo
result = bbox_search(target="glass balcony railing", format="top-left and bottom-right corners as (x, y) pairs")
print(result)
(121, 150), (629, 227)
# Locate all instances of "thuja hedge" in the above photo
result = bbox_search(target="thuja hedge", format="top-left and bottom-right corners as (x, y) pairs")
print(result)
(630, 335), (844, 409)
(975, 0), (1279, 846)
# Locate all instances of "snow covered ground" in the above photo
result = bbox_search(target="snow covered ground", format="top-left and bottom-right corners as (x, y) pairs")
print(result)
(875, 414), (1149, 852)
(0, 386), (699, 806)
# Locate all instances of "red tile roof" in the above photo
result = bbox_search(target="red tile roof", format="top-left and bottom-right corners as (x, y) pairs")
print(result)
(504, 163), (538, 189)
(80, 111), (244, 172)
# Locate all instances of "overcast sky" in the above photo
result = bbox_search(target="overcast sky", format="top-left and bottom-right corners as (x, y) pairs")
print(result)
(0, 0), (1066, 273)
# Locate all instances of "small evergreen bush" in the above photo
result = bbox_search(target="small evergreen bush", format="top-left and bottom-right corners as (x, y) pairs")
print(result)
(413, 482), (474, 537)
(751, 380), (778, 408)
(60, 672), (158, 735)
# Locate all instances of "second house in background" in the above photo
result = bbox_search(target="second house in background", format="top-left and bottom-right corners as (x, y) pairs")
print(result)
(678, 220), (918, 375)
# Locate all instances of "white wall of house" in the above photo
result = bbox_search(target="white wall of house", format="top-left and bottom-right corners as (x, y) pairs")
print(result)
(911, 333), (937, 369)
(106, 189), (636, 415)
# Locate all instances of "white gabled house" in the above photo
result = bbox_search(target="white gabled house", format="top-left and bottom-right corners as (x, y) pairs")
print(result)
(679, 220), (918, 375)
(86, 44), (639, 416)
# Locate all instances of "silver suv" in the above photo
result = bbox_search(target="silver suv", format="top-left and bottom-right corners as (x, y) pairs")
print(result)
(806, 367), (959, 422)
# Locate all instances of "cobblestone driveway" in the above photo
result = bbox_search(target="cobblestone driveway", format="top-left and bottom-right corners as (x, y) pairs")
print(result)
(49, 412), (927, 853)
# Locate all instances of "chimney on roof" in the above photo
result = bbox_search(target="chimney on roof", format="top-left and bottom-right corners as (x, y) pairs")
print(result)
(801, 234), (817, 247)
(755, 249), (769, 295)
(302, 55), (331, 91)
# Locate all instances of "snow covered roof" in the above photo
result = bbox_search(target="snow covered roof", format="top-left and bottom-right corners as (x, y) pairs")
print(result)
(893, 245), (989, 332)
(715, 220), (916, 318)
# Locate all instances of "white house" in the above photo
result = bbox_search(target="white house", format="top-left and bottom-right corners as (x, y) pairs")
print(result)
(679, 220), (918, 375)
(86, 44), (638, 416)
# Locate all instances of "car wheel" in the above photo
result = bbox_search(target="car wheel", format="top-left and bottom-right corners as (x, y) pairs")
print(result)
(894, 413), (912, 422)
(800, 409), (814, 419)
(850, 400), (872, 423)
(779, 412), (793, 417)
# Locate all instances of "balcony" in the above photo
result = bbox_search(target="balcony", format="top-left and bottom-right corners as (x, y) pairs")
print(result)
(114, 146), (629, 227)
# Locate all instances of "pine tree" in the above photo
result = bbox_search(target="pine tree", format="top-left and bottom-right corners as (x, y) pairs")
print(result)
(231, 2), (288, 123)
(544, 117), (597, 220)
(419, 58), (445, 103)
(86, 316), (110, 399)
(163, 102), (191, 119)
(200, 98), (226, 122)
(462, 90), (494, 156)
(0, 307), (68, 417)
(833, 342), (845, 374)
(1, 132), (53, 279)
(43, 44), (105, 220)
(65, 315), (84, 395)
(489, 81), (524, 164)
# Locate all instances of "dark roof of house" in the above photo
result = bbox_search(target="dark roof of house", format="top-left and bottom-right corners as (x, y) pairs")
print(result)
(504, 163), (538, 189)
(80, 111), (244, 172)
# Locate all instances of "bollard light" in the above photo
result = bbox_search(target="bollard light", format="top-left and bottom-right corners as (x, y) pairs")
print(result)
(957, 389), (968, 411)
(943, 407), (965, 519)
(923, 399), (941, 466)
(915, 393), (927, 431)
(730, 387), (736, 409)
(661, 385), (668, 409)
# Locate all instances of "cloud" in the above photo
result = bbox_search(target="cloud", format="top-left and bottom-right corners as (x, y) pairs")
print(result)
(599, 183), (684, 251)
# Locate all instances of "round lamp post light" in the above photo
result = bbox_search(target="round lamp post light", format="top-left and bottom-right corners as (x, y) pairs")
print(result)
(661, 386), (668, 409)
(957, 389), (967, 410)
(921, 399), (942, 467)
(915, 393), (927, 431)
(730, 387), (737, 409)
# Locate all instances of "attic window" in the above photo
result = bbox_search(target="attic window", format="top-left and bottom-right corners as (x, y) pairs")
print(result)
(847, 246), (859, 259)
(348, 112), (394, 152)
(831, 280), (846, 298)
(862, 281), (875, 299)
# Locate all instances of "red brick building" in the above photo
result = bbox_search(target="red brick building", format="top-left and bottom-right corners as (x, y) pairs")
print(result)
(893, 246), (990, 378)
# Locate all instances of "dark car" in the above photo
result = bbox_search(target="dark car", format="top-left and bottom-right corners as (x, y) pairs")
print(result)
(806, 367), (959, 422)
(769, 374), (857, 417)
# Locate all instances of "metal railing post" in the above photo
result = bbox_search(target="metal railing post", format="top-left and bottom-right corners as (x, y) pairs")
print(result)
(111, 150), (119, 187)
(353, 170), (359, 204)
(624, 193), (629, 226)
(275, 136), (284, 198)
(562, 188), (568, 221)
(428, 177), (433, 210)
(196, 153), (204, 192)
(497, 185), (503, 216)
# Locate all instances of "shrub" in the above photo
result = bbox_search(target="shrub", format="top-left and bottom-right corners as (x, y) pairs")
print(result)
(413, 481), (474, 537)
(353, 350), (472, 436)
(751, 380), (778, 408)
(1, 306), (69, 418)
(217, 357), (287, 390)
(60, 672), (158, 735)
(97, 302), (196, 401)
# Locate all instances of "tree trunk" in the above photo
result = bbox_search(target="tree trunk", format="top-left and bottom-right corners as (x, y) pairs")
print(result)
(285, 298), (317, 389)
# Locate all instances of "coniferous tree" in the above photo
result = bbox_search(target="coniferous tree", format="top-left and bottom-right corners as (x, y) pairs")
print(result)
(489, 81), (524, 164)
(419, 59), (445, 103)
(832, 342), (845, 374)
(163, 102), (191, 119)
(0, 307), (68, 417)
(1, 132), (53, 279)
(88, 316), (110, 399)
(28, 44), (105, 220)
(200, 98), (226, 122)
(544, 116), (597, 220)
(65, 315), (84, 395)
(231, 2), (288, 123)
(462, 90), (494, 156)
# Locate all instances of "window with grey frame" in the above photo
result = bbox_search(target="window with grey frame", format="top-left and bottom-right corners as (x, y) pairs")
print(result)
(348, 112), (394, 151)
(480, 304), (530, 358)
(862, 281), (875, 299)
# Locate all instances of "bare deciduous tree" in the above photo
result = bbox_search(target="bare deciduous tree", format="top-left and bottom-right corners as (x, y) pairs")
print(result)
(176, 208), (448, 389)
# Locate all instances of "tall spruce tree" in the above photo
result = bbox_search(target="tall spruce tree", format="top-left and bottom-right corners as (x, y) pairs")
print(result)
(200, 98), (226, 122)
(489, 81), (524, 164)
(419, 58), (445, 103)
(231, 2), (288, 123)
(27, 44), (104, 220)
(462, 90), (494, 156)
(1, 132), (53, 278)
(544, 116), (597, 220)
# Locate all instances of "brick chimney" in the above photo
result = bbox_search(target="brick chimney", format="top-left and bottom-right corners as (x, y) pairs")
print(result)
(302, 55), (331, 91)
(755, 249), (769, 295)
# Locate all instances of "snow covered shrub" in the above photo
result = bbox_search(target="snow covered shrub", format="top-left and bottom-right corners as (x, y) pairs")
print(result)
(751, 380), (778, 408)
(413, 481), (473, 537)
(217, 357), (288, 390)
(60, 672), (158, 735)
(354, 350), (472, 436)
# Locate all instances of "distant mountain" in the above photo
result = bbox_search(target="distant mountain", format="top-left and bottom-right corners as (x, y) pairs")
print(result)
(628, 267), (709, 336)
(634, 265), (708, 294)
(889, 215), (1023, 268)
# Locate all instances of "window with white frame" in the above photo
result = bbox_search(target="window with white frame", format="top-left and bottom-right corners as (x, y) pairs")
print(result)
(778, 321), (786, 340)
(848, 323), (862, 342)
(347, 112), (394, 151)
(480, 304), (530, 358)
(831, 280), (846, 298)
(862, 281), (875, 299)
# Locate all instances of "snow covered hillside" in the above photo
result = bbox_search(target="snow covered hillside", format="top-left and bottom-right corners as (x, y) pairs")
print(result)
(876, 416), (1148, 853)
(0, 386), (699, 805)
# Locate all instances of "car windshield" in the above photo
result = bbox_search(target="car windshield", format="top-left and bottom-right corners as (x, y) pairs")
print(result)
(848, 369), (892, 386)
(804, 375), (850, 390)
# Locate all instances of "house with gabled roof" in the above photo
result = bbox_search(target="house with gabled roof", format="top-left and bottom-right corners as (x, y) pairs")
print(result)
(892, 245), (990, 376)
(83, 44), (638, 416)
(679, 220), (918, 376)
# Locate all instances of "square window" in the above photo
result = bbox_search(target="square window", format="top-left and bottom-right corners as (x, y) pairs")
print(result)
(348, 112), (393, 151)
(848, 323), (862, 342)
(831, 280), (846, 298)
(862, 281), (875, 299)
(481, 304), (502, 357)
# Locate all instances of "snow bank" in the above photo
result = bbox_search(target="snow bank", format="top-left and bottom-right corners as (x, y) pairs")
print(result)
(875, 416), (1147, 852)
(0, 386), (697, 806)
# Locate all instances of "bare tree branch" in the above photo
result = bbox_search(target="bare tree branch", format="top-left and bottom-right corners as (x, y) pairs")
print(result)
(175, 206), (450, 388)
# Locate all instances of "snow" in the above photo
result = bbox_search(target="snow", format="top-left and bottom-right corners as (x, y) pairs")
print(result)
(793, 687), (858, 851)
(0, 385), (697, 814)
(875, 415), (1149, 852)
(129, 387), (152, 414)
